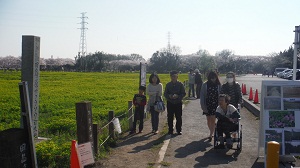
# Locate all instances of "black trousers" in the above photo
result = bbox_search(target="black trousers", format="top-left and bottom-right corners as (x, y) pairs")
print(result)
(216, 120), (238, 139)
(196, 84), (202, 98)
(132, 107), (144, 131)
(167, 102), (182, 133)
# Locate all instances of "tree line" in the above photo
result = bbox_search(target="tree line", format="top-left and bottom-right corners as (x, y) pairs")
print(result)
(1, 46), (299, 74)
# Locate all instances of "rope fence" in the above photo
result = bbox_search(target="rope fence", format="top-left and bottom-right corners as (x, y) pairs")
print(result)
(87, 81), (190, 151)
(96, 102), (134, 149)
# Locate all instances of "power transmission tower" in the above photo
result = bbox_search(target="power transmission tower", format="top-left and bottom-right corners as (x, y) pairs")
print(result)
(167, 31), (171, 53)
(78, 12), (88, 71)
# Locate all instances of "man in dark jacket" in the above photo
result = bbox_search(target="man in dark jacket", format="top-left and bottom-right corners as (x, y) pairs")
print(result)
(194, 69), (203, 99)
(164, 70), (186, 135)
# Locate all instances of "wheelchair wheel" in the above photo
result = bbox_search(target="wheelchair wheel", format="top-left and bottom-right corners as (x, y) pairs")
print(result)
(237, 126), (242, 151)
(213, 125), (218, 148)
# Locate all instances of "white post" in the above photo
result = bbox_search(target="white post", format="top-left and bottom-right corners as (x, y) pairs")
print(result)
(292, 26), (299, 81)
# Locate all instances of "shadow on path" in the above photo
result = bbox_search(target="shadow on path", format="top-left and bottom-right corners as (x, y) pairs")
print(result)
(128, 133), (169, 153)
(114, 132), (155, 147)
(174, 137), (213, 158)
(194, 147), (241, 167)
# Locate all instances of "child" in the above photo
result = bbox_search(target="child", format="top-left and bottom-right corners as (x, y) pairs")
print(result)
(130, 86), (147, 134)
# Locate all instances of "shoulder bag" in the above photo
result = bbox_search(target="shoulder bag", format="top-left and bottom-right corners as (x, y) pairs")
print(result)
(154, 96), (165, 113)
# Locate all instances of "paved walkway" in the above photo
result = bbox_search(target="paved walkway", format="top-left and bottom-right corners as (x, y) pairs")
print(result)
(97, 75), (300, 167)
(160, 98), (262, 168)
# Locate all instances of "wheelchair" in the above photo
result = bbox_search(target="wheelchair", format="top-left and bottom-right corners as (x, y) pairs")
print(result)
(213, 118), (242, 151)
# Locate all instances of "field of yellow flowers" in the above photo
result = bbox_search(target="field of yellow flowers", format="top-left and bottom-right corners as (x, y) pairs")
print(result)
(0, 71), (187, 167)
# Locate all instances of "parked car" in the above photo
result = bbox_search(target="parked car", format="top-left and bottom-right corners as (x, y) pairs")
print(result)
(287, 70), (300, 80)
(283, 70), (294, 79)
(274, 68), (288, 76)
(277, 69), (292, 78)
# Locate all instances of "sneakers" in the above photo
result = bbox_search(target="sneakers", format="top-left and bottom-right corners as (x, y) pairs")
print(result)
(152, 130), (159, 134)
(177, 132), (182, 135)
(215, 137), (233, 149)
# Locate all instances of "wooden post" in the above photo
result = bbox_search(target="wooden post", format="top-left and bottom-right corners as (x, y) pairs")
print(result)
(128, 101), (133, 131)
(92, 124), (98, 155)
(75, 101), (93, 148)
(108, 111), (115, 140)
(76, 101), (95, 168)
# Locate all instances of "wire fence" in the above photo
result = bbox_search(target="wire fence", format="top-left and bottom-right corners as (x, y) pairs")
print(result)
(91, 81), (189, 151)
(97, 103), (134, 148)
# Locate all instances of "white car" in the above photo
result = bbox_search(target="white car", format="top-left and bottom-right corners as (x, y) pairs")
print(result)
(286, 69), (300, 79)
(283, 70), (293, 79)
(277, 69), (291, 78)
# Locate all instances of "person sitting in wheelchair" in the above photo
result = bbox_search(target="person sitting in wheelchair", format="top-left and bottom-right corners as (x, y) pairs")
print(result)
(215, 94), (241, 149)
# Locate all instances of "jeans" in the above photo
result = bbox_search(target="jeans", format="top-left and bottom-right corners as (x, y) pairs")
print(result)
(188, 83), (195, 97)
(150, 106), (159, 131)
(167, 102), (182, 133)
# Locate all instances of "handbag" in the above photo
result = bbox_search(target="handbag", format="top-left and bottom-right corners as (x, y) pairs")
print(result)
(154, 96), (165, 113)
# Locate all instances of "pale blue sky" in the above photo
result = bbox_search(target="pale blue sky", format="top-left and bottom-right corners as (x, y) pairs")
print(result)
(0, 0), (299, 60)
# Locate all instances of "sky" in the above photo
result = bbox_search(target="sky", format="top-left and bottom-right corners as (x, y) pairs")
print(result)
(0, 0), (300, 60)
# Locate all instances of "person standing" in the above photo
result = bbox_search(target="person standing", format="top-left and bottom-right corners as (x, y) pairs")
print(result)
(130, 86), (147, 134)
(200, 71), (221, 141)
(188, 69), (195, 98)
(194, 69), (203, 99)
(147, 73), (163, 134)
(220, 71), (243, 109)
(164, 70), (186, 135)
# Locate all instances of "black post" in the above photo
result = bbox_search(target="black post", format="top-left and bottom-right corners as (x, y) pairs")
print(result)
(108, 111), (115, 140)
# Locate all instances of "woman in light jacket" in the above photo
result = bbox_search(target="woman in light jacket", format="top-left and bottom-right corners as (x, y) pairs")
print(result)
(147, 73), (163, 134)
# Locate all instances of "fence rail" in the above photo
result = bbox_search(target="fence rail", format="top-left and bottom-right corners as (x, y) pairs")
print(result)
(82, 101), (135, 155)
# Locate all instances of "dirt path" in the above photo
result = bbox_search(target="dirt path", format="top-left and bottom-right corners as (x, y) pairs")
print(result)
(96, 111), (169, 168)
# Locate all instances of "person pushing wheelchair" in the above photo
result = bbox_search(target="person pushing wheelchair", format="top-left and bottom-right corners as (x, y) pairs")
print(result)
(215, 94), (241, 149)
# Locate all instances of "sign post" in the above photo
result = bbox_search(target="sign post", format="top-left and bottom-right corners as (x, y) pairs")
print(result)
(19, 81), (38, 168)
(139, 62), (147, 87)
(21, 35), (40, 138)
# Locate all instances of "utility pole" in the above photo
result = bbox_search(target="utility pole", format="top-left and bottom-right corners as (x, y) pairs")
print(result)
(292, 25), (300, 80)
(78, 12), (88, 71)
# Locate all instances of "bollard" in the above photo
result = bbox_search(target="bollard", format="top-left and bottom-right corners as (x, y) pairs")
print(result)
(266, 141), (280, 168)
